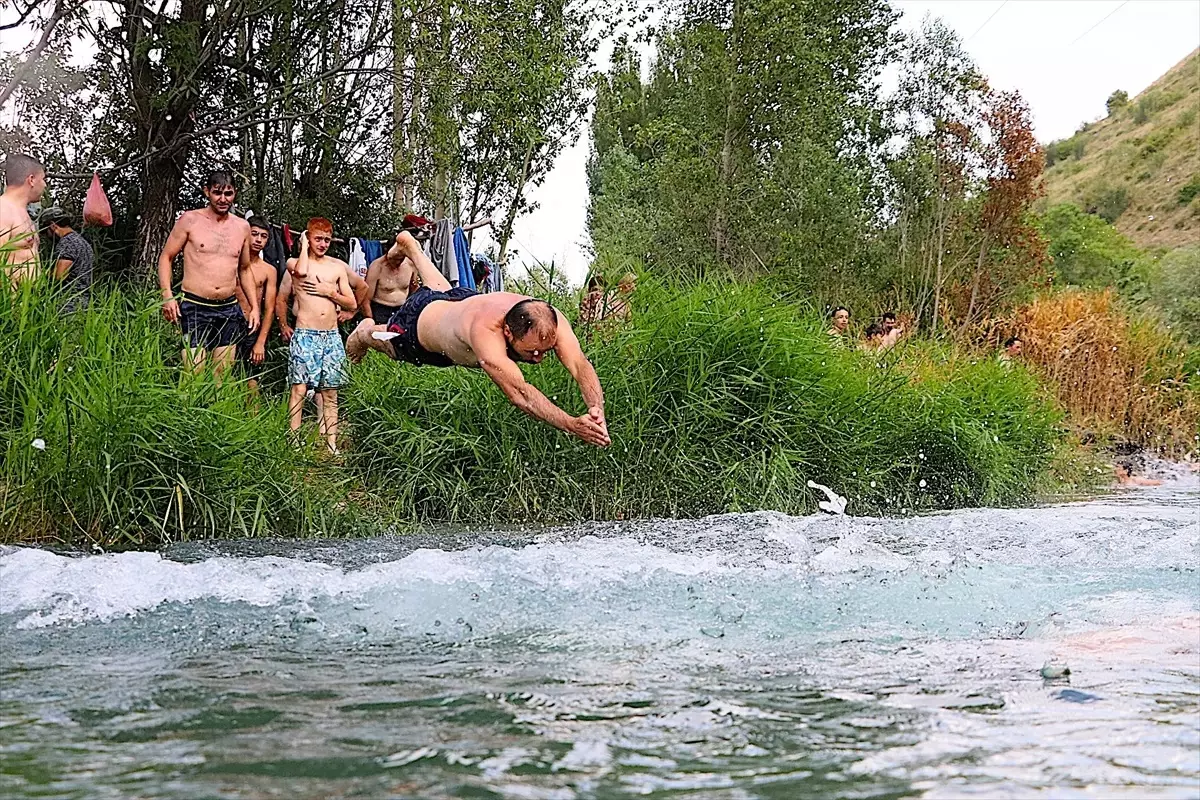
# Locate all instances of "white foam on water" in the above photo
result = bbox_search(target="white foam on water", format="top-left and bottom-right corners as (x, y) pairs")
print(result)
(2, 498), (1196, 638)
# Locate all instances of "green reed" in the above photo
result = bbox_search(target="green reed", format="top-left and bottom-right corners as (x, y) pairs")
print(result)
(1, 274), (1064, 548)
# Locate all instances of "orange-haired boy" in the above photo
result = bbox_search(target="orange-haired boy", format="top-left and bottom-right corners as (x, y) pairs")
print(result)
(285, 218), (356, 452)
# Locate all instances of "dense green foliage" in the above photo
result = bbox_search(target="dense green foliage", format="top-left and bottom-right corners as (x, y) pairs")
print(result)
(1039, 203), (1149, 291)
(1, 277), (1063, 547)
(588, 0), (897, 283)
(1038, 203), (1200, 341)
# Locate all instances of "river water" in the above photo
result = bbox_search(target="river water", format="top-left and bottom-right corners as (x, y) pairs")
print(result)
(2, 481), (1198, 799)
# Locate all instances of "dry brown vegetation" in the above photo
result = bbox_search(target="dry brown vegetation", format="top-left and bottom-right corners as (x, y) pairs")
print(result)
(1009, 290), (1199, 454)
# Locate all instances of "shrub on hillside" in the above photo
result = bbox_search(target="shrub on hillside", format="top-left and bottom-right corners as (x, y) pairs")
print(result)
(1176, 175), (1200, 206)
(1084, 184), (1130, 223)
(1150, 246), (1200, 342)
(1038, 203), (1147, 290)
(1105, 90), (1128, 116)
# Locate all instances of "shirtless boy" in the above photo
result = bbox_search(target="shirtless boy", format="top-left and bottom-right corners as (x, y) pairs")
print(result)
(364, 250), (417, 323)
(236, 217), (279, 392)
(346, 232), (609, 447)
(158, 170), (260, 373)
(286, 219), (356, 453)
(0, 153), (46, 284)
(276, 259), (369, 338)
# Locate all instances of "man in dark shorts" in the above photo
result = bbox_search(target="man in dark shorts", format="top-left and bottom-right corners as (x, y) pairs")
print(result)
(346, 233), (610, 447)
(157, 170), (259, 374)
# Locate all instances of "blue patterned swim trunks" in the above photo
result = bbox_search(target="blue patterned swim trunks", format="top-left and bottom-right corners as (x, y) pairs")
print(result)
(288, 329), (350, 389)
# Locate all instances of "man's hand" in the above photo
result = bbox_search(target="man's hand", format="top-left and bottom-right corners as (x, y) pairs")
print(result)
(337, 308), (356, 323)
(281, 324), (294, 343)
(251, 343), (266, 364)
(162, 298), (181, 325)
(245, 307), (261, 334)
(299, 231), (309, 253)
(572, 408), (611, 447)
(301, 278), (332, 298)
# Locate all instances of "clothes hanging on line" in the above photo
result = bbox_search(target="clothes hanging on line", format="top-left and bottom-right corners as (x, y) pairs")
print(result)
(453, 227), (475, 291)
(281, 224), (295, 252)
(348, 238), (368, 279)
(471, 253), (499, 292)
(262, 226), (288, 274)
(361, 239), (385, 266)
(427, 219), (458, 286)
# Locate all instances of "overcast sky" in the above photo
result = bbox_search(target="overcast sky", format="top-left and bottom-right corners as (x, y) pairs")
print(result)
(482, 0), (1200, 284)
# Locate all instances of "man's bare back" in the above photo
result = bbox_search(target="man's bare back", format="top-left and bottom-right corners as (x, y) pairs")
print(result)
(0, 188), (40, 282)
(347, 232), (610, 447)
(415, 291), (541, 367)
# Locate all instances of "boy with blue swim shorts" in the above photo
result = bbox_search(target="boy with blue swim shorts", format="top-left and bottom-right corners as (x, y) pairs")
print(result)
(285, 218), (356, 453)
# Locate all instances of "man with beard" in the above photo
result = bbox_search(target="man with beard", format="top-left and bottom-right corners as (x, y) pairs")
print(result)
(157, 170), (260, 374)
(346, 232), (609, 448)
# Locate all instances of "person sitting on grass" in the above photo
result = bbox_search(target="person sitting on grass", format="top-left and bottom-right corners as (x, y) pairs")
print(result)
(286, 220), (357, 453)
(861, 321), (901, 353)
(346, 232), (610, 448)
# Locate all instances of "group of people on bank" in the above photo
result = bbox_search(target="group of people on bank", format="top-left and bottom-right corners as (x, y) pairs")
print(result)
(1, 156), (612, 452)
(826, 305), (1025, 362)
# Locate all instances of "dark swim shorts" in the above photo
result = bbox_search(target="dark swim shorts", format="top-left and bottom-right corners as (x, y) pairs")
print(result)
(236, 326), (267, 379)
(370, 301), (402, 325)
(180, 292), (246, 351)
(386, 286), (479, 367)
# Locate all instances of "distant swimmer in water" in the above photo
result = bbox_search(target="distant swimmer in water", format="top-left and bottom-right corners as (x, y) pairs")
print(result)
(1113, 456), (1162, 487)
(346, 232), (610, 448)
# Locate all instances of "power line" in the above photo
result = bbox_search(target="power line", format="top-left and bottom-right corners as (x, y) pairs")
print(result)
(966, 0), (1008, 43)
(1070, 0), (1130, 46)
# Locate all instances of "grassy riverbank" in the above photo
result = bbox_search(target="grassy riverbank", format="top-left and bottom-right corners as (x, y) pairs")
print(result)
(2, 277), (1067, 548)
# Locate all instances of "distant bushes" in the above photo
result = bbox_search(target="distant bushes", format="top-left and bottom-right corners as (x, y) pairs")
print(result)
(1084, 184), (1130, 223)
(1176, 175), (1200, 206)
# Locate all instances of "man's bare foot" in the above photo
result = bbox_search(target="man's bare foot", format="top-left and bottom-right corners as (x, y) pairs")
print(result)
(346, 318), (377, 364)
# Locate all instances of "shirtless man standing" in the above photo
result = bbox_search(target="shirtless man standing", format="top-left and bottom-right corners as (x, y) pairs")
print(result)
(158, 170), (260, 373)
(285, 219), (357, 453)
(236, 217), (279, 392)
(0, 153), (47, 284)
(346, 232), (610, 448)
(363, 250), (417, 323)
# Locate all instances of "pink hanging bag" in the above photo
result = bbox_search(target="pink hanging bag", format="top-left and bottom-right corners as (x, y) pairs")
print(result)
(83, 172), (113, 227)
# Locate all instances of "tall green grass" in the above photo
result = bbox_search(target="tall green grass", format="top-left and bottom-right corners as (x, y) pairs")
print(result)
(342, 278), (1062, 523)
(0, 277), (357, 547)
(2, 274), (1064, 548)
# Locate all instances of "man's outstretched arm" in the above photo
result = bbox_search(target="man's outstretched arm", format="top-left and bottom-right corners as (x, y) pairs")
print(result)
(475, 328), (610, 447)
(552, 311), (605, 413)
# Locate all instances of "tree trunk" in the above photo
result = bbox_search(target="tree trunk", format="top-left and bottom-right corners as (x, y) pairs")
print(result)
(964, 233), (989, 332)
(136, 149), (188, 279)
(497, 139), (535, 265)
(392, 0), (412, 212)
(713, 0), (741, 263)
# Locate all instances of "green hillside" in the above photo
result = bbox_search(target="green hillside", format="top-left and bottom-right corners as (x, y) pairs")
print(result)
(1042, 49), (1199, 250)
